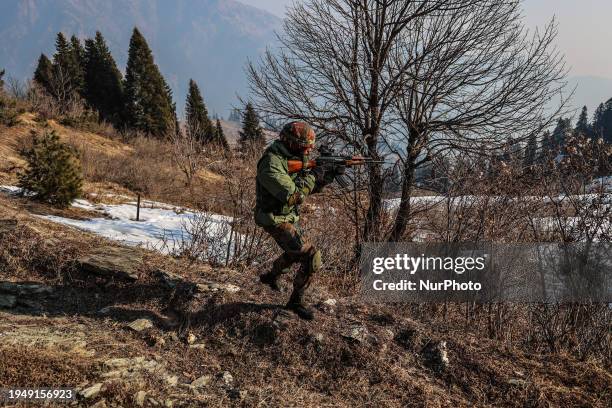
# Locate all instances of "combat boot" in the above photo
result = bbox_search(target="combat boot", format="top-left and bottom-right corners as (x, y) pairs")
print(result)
(285, 302), (314, 320)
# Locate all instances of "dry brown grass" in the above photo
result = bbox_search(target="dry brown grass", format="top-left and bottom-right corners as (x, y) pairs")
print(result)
(1, 193), (611, 407)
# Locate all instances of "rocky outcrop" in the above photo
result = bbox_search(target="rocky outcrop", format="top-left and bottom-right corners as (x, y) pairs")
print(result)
(0, 282), (54, 310)
(77, 246), (143, 281)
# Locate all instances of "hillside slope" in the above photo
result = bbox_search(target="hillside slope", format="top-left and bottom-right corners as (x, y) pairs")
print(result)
(1, 192), (610, 407)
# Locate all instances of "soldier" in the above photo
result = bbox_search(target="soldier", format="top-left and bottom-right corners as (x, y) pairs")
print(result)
(254, 121), (340, 320)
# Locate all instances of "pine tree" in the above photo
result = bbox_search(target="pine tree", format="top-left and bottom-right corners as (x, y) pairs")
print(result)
(53, 32), (71, 67)
(185, 79), (212, 143)
(18, 130), (83, 208)
(538, 130), (554, 162)
(601, 98), (612, 144)
(0, 69), (5, 90)
(592, 103), (605, 139)
(551, 117), (571, 154)
(69, 35), (86, 96)
(123, 28), (176, 137)
(33, 54), (54, 95)
(50, 32), (84, 98)
(523, 133), (538, 168)
(83, 31), (124, 125)
(228, 108), (241, 123)
(574, 106), (591, 138)
(214, 118), (230, 150)
(239, 103), (265, 149)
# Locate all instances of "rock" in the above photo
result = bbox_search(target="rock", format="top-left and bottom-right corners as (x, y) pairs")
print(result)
(508, 378), (527, 387)
(219, 371), (234, 386)
(164, 375), (178, 387)
(189, 343), (206, 350)
(342, 325), (378, 345)
(16, 298), (42, 310)
(127, 318), (154, 332)
(97, 306), (113, 315)
(196, 281), (240, 294)
(317, 298), (337, 313)
(191, 375), (212, 388)
(186, 333), (197, 344)
(80, 383), (103, 399)
(134, 391), (147, 407)
(421, 340), (449, 371)
(154, 269), (183, 289)
(0, 294), (17, 308)
(104, 356), (147, 370)
(0, 282), (54, 295)
(0, 219), (18, 235)
(77, 246), (143, 281)
(323, 298), (337, 307)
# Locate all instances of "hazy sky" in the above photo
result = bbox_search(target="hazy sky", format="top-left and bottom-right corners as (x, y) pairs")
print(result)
(243, 0), (612, 79)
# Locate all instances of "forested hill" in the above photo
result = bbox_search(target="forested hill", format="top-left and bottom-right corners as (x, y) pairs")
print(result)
(0, 0), (281, 117)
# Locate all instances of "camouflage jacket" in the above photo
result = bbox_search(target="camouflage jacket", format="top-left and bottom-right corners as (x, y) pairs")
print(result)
(254, 140), (317, 227)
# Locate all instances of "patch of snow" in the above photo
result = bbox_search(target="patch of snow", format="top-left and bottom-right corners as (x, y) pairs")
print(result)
(25, 193), (234, 258)
(0, 185), (36, 197)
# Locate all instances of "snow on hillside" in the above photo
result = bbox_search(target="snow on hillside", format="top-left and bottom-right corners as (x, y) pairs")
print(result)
(0, 186), (235, 258)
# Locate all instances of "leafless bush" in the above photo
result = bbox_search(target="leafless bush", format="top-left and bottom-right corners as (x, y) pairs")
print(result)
(157, 210), (232, 266)
(389, 142), (611, 361)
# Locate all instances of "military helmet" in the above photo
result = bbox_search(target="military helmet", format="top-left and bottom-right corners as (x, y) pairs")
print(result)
(279, 121), (316, 153)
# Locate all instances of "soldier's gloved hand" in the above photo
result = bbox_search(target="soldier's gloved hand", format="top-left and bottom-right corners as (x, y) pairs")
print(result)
(288, 190), (305, 206)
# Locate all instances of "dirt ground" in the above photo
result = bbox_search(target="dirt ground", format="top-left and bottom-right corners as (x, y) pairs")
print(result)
(0, 192), (610, 408)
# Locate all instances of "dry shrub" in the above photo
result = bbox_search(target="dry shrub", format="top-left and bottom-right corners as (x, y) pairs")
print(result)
(0, 345), (95, 387)
(384, 141), (611, 362)
(0, 225), (80, 281)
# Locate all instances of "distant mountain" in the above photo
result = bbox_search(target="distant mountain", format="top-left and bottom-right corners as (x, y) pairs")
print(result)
(566, 75), (612, 118)
(0, 0), (281, 117)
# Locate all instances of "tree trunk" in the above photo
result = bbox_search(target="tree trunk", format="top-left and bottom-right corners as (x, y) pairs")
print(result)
(389, 154), (417, 242)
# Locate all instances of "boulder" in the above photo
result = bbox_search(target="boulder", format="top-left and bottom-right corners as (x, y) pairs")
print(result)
(0, 294), (17, 308)
(186, 333), (197, 344)
(421, 340), (449, 371)
(0, 282), (54, 296)
(80, 383), (103, 399)
(341, 325), (378, 345)
(196, 281), (240, 294)
(134, 391), (147, 407)
(219, 371), (234, 386)
(191, 375), (212, 388)
(126, 318), (154, 332)
(77, 246), (143, 281)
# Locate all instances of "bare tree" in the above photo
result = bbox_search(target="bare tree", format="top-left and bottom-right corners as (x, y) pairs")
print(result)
(170, 121), (206, 192)
(247, 0), (569, 242)
(385, 1), (569, 240)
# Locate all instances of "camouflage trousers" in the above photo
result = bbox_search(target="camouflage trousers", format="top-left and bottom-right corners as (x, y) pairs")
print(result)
(263, 222), (321, 304)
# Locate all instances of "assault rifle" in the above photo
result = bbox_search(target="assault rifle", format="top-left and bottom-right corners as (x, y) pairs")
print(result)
(287, 146), (386, 188)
